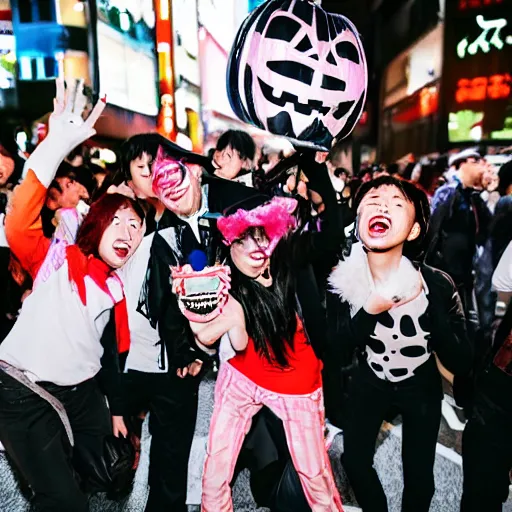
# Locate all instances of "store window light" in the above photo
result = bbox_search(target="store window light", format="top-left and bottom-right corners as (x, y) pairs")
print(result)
(176, 133), (193, 151)
(119, 10), (130, 32)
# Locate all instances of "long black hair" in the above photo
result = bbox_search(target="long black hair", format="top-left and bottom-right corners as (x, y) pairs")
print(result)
(224, 235), (297, 367)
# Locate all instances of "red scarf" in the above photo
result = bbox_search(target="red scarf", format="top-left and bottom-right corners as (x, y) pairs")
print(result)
(66, 245), (131, 354)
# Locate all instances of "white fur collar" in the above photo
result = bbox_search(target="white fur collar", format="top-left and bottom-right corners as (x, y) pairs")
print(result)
(328, 242), (423, 317)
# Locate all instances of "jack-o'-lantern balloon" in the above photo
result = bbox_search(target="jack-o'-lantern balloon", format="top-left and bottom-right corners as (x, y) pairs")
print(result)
(227, 0), (367, 148)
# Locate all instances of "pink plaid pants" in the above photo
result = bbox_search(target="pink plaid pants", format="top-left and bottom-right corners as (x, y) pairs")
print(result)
(201, 363), (343, 512)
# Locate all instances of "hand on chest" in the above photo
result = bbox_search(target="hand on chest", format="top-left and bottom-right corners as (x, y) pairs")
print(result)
(366, 293), (431, 382)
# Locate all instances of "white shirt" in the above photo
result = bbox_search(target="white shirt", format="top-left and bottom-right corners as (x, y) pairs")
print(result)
(119, 228), (183, 373)
(177, 185), (209, 242)
(121, 189), (209, 373)
(493, 241), (512, 293)
(0, 261), (120, 385)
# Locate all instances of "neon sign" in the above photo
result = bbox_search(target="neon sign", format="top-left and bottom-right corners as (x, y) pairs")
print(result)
(457, 15), (512, 58)
(455, 74), (512, 103)
(458, 0), (505, 9)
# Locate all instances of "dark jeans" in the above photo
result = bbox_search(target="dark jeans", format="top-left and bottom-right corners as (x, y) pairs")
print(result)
(461, 395), (512, 512)
(0, 372), (111, 511)
(121, 370), (200, 512)
(343, 365), (442, 512)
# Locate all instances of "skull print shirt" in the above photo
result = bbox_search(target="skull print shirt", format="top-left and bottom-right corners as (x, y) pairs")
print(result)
(365, 291), (432, 382)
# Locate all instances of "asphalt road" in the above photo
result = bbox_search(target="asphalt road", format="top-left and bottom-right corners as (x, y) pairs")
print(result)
(0, 373), (510, 511)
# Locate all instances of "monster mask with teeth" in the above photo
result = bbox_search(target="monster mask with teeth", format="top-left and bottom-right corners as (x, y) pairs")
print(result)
(172, 264), (232, 323)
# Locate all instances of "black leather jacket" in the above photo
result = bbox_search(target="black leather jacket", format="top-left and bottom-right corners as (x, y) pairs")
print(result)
(324, 263), (473, 427)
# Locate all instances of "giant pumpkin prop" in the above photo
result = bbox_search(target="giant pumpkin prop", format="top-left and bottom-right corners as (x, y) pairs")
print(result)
(227, 0), (367, 148)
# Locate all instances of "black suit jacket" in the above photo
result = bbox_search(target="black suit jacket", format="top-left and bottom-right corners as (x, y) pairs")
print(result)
(98, 174), (264, 414)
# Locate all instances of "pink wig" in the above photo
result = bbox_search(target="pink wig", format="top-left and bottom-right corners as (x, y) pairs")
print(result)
(151, 146), (189, 197)
(217, 197), (297, 256)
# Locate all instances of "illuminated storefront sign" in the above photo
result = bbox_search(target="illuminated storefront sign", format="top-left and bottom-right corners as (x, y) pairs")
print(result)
(457, 15), (512, 58)
(458, 0), (504, 10)
(455, 74), (511, 102)
(392, 85), (439, 124)
(443, 0), (512, 143)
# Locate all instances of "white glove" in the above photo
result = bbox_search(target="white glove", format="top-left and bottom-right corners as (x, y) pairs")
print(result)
(27, 79), (106, 187)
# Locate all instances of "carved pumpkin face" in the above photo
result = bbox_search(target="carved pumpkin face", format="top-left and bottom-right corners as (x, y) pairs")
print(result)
(172, 264), (231, 323)
(228, 0), (367, 147)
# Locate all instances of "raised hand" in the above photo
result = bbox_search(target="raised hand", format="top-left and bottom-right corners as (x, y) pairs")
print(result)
(26, 79), (107, 188)
(48, 79), (106, 152)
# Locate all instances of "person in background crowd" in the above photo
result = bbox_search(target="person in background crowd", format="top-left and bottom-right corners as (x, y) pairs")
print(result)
(88, 162), (109, 193)
(444, 151), (464, 185)
(98, 132), (163, 205)
(492, 160), (512, 267)
(480, 160), (500, 213)
(412, 162), (444, 200)
(371, 164), (390, 179)
(44, 162), (94, 213)
(426, 149), (491, 418)
(0, 79), (146, 512)
(461, 240), (512, 512)
(473, 159), (509, 342)
(6, 154), (93, 278)
(327, 176), (472, 512)
(211, 130), (256, 182)
(65, 144), (84, 167)
(426, 148), (490, 326)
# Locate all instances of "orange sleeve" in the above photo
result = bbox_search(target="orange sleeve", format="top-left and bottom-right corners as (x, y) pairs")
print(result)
(5, 169), (51, 280)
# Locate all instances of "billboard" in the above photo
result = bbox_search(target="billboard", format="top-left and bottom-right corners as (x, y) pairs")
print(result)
(443, 0), (512, 143)
(96, 0), (158, 117)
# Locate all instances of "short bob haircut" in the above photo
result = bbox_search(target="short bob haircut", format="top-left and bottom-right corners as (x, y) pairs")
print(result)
(119, 133), (164, 181)
(76, 193), (145, 260)
(354, 175), (431, 260)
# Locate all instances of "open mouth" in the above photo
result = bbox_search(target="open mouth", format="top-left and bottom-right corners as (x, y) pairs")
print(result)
(178, 293), (220, 316)
(172, 264), (231, 323)
(250, 250), (268, 261)
(258, 78), (355, 121)
(258, 78), (330, 117)
(113, 241), (130, 259)
(368, 216), (391, 236)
